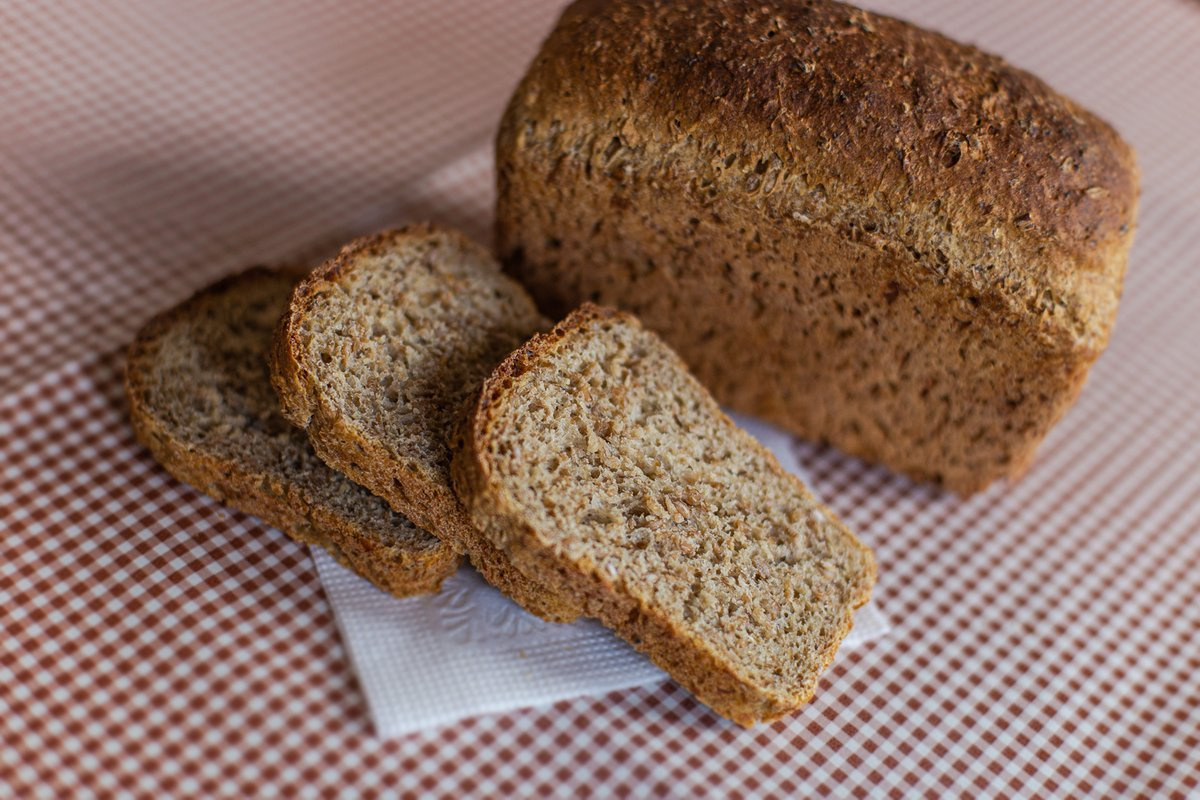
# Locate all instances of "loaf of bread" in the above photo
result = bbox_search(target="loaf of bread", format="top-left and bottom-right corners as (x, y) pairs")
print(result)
(271, 225), (583, 622)
(126, 267), (459, 597)
(496, 0), (1139, 492)
(453, 304), (875, 725)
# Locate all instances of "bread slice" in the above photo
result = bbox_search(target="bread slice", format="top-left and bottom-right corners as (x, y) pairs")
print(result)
(270, 224), (582, 622)
(452, 304), (877, 725)
(126, 267), (458, 597)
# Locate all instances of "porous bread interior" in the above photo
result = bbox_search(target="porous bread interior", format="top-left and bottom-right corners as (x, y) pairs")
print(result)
(133, 271), (447, 559)
(293, 234), (547, 501)
(281, 228), (582, 620)
(475, 308), (875, 704)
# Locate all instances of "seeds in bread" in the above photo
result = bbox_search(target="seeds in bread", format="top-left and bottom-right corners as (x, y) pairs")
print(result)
(270, 224), (582, 622)
(125, 267), (458, 597)
(453, 304), (877, 726)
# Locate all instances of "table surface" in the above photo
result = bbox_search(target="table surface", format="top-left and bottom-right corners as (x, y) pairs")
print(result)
(2, 1), (1197, 797)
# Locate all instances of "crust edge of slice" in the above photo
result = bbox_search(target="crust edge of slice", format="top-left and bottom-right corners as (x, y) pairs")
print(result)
(453, 303), (877, 725)
(268, 225), (583, 622)
(126, 265), (459, 598)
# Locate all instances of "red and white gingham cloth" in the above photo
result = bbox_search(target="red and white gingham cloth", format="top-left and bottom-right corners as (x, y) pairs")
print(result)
(2, 1), (1197, 796)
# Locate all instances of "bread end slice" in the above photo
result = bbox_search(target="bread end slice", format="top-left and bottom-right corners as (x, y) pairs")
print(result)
(454, 303), (876, 725)
(127, 267), (458, 597)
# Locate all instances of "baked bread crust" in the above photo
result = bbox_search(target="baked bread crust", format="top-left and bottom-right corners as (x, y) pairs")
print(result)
(496, 0), (1140, 492)
(453, 304), (876, 726)
(270, 224), (582, 622)
(126, 267), (458, 597)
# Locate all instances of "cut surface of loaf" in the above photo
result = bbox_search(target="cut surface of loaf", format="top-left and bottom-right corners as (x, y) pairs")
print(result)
(125, 267), (458, 597)
(497, 0), (1140, 493)
(271, 224), (582, 622)
(453, 304), (876, 725)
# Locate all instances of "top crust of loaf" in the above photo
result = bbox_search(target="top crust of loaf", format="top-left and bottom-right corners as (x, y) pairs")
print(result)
(455, 303), (876, 725)
(126, 267), (458, 598)
(500, 0), (1138, 354)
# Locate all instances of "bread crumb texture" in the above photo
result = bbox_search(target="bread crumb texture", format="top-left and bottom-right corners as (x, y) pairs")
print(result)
(271, 225), (583, 621)
(126, 267), (457, 597)
(458, 305), (876, 725)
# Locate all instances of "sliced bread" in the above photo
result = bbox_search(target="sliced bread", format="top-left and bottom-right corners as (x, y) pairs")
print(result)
(452, 304), (877, 725)
(270, 224), (582, 622)
(126, 267), (458, 597)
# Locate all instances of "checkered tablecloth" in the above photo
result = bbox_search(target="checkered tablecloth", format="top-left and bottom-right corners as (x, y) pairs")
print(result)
(2, 1), (1197, 797)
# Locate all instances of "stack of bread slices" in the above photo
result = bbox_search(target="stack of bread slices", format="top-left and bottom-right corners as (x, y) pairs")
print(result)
(126, 224), (875, 726)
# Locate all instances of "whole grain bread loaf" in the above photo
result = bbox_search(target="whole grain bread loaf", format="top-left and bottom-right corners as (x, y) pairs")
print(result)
(453, 304), (876, 725)
(496, 0), (1139, 493)
(126, 267), (458, 597)
(271, 224), (582, 622)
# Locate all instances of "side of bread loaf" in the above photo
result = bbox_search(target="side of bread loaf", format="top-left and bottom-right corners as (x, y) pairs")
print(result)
(126, 267), (459, 597)
(453, 304), (876, 726)
(270, 224), (582, 622)
(496, 0), (1139, 493)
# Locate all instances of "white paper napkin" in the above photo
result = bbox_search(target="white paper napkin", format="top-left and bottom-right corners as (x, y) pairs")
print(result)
(313, 411), (889, 736)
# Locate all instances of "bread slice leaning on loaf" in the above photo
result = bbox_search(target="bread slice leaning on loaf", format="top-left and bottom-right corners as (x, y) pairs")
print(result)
(125, 267), (459, 597)
(270, 224), (583, 622)
(452, 304), (876, 726)
(497, 0), (1139, 493)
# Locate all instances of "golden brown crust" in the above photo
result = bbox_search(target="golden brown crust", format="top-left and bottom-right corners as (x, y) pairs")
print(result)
(269, 225), (582, 622)
(454, 304), (875, 726)
(126, 268), (459, 597)
(508, 0), (1138, 319)
(497, 0), (1139, 493)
